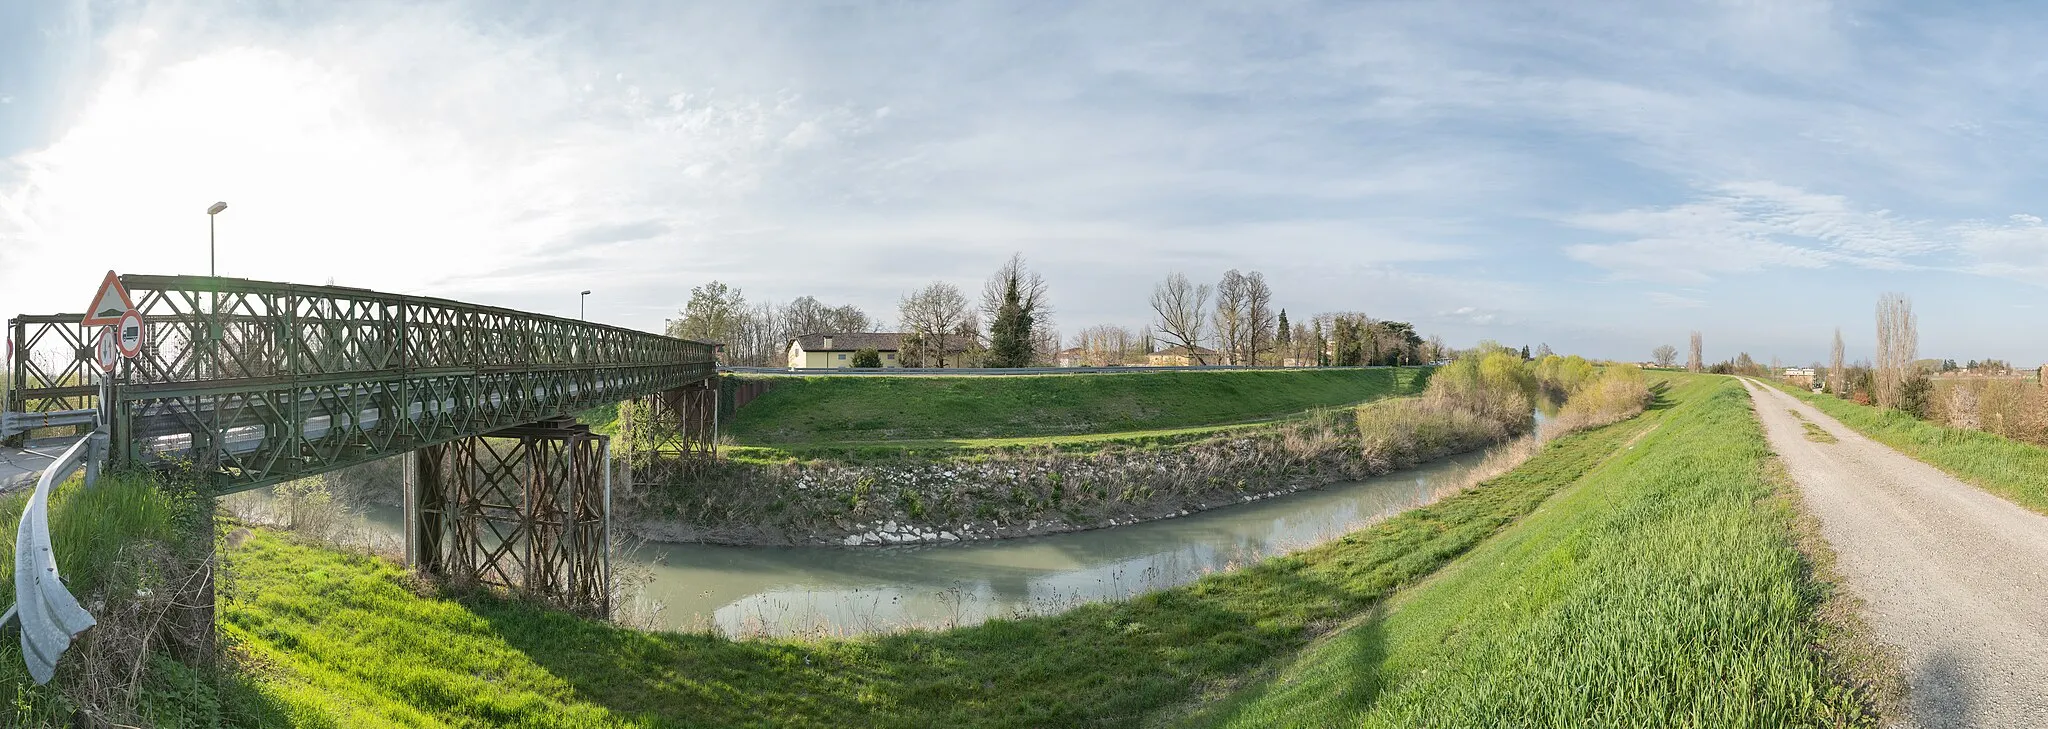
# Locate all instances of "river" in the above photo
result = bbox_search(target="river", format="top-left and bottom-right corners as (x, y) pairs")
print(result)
(230, 428), (1541, 638)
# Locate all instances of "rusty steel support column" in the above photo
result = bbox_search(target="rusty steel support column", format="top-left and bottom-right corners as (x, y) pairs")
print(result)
(413, 416), (610, 617)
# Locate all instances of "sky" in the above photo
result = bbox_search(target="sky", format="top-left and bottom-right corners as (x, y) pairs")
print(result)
(1, 0), (2043, 366)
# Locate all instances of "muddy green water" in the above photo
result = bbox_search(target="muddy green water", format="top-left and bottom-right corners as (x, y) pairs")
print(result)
(235, 433), (1537, 638)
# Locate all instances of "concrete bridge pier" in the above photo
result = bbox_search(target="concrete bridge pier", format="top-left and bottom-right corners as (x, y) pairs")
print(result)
(402, 416), (612, 617)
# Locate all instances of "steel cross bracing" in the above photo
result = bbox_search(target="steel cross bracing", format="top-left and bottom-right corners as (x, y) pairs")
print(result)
(6, 275), (713, 495)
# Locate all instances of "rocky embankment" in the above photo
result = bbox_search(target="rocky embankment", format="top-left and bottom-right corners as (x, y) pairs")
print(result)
(627, 416), (1515, 547)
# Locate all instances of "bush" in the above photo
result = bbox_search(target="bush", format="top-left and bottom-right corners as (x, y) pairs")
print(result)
(1898, 371), (1933, 419)
(1547, 364), (1653, 435)
(852, 348), (883, 368)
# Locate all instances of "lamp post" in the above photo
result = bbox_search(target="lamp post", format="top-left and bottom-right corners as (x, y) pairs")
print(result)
(580, 290), (591, 320)
(206, 202), (227, 277)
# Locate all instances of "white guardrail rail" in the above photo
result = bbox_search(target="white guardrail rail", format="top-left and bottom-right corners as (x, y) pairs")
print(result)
(1, 432), (99, 684)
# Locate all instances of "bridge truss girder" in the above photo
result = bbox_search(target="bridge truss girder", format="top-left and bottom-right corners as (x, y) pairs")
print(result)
(6, 275), (713, 494)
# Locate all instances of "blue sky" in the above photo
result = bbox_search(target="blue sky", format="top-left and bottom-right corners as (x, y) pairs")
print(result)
(1, 0), (2042, 365)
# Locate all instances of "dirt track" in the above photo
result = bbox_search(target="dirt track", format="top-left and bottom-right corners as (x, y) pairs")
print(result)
(1742, 379), (2048, 728)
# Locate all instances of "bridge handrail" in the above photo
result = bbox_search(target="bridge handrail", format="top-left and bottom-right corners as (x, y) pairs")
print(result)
(2, 433), (98, 684)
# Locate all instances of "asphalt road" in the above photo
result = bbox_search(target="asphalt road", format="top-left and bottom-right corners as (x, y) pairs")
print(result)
(0, 438), (75, 493)
(1743, 379), (2048, 728)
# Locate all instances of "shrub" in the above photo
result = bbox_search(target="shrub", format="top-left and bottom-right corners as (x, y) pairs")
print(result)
(1898, 371), (1933, 419)
(1546, 364), (1653, 435)
(852, 348), (883, 368)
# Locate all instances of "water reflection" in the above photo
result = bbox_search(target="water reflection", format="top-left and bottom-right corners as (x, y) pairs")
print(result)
(650, 447), (1496, 636)
(246, 438), (1528, 637)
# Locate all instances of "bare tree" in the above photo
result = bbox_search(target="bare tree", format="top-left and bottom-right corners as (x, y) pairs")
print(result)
(1150, 273), (1212, 365)
(899, 281), (971, 367)
(1243, 271), (1276, 365)
(1687, 331), (1704, 373)
(1875, 292), (1917, 409)
(1652, 344), (1678, 368)
(1214, 270), (1248, 365)
(1829, 328), (1845, 396)
(1074, 325), (1139, 366)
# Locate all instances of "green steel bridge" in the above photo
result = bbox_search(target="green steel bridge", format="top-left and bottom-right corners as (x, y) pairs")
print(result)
(5, 274), (716, 495)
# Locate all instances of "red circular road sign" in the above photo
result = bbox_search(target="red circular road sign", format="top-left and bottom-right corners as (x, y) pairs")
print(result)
(95, 327), (119, 373)
(116, 309), (146, 358)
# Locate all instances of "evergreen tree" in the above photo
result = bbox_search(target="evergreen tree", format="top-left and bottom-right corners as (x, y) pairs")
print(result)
(1275, 310), (1291, 359)
(986, 276), (1035, 367)
(1520, 344), (1532, 360)
(1311, 319), (1327, 367)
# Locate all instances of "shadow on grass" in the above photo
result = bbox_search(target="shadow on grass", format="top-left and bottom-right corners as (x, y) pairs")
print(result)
(1178, 603), (1391, 728)
(464, 559), (1377, 727)
(1645, 380), (1678, 412)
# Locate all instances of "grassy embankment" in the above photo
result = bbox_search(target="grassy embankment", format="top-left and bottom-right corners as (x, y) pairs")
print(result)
(586, 368), (1432, 461)
(1765, 379), (2048, 515)
(1, 474), (284, 728)
(1190, 376), (1875, 728)
(211, 370), (1649, 727)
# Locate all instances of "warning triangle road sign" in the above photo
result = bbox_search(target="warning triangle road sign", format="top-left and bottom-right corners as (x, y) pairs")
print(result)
(82, 270), (134, 326)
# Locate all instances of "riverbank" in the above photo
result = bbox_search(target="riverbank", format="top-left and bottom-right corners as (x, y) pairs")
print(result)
(721, 367), (1430, 444)
(202, 372), (1662, 727)
(629, 357), (1534, 546)
(630, 401), (1523, 546)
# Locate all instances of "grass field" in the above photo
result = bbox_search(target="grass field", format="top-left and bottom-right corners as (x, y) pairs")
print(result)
(213, 373), (1649, 728)
(722, 367), (1429, 444)
(1190, 376), (1872, 728)
(1766, 379), (2048, 515)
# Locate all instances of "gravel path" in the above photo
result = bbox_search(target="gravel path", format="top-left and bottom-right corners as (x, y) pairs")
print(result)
(1742, 379), (2048, 728)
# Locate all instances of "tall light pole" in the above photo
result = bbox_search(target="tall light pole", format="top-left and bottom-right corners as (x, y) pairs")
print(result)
(580, 290), (591, 320)
(206, 202), (228, 277)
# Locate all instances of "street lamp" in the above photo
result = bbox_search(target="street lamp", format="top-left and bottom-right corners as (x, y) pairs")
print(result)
(580, 290), (591, 320)
(206, 202), (228, 277)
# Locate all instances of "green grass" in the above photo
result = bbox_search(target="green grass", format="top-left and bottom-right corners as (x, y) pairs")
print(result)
(720, 416), (1318, 462)
(216, 376), (1654, 728)
(578, 402), (622, 437)
(1193, 376), (1871, 728)
(724, 368), (1430, 444)
(1766, 380), (2048, 515)
(0, 473), (287, 727)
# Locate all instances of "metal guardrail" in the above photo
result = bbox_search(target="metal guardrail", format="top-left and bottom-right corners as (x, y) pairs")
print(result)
(0, 409), (99, 439)
(1, 432), (99, 685)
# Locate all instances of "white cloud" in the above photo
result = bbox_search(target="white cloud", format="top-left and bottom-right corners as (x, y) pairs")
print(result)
(1951, 214), (2048, 283)
(1564, 181), (1939, 283)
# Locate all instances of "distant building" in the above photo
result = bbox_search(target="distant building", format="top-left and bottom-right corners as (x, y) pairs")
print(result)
(1147, 344), (1219, 367)
(787, 333), (898, 369)
(785, 332), (975, 369)
(1783, 367), (1817, 389)
(1055, 347), (1087, 368)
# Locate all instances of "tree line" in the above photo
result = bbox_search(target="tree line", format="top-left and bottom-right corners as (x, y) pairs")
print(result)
(667, 256), (1461, 368)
